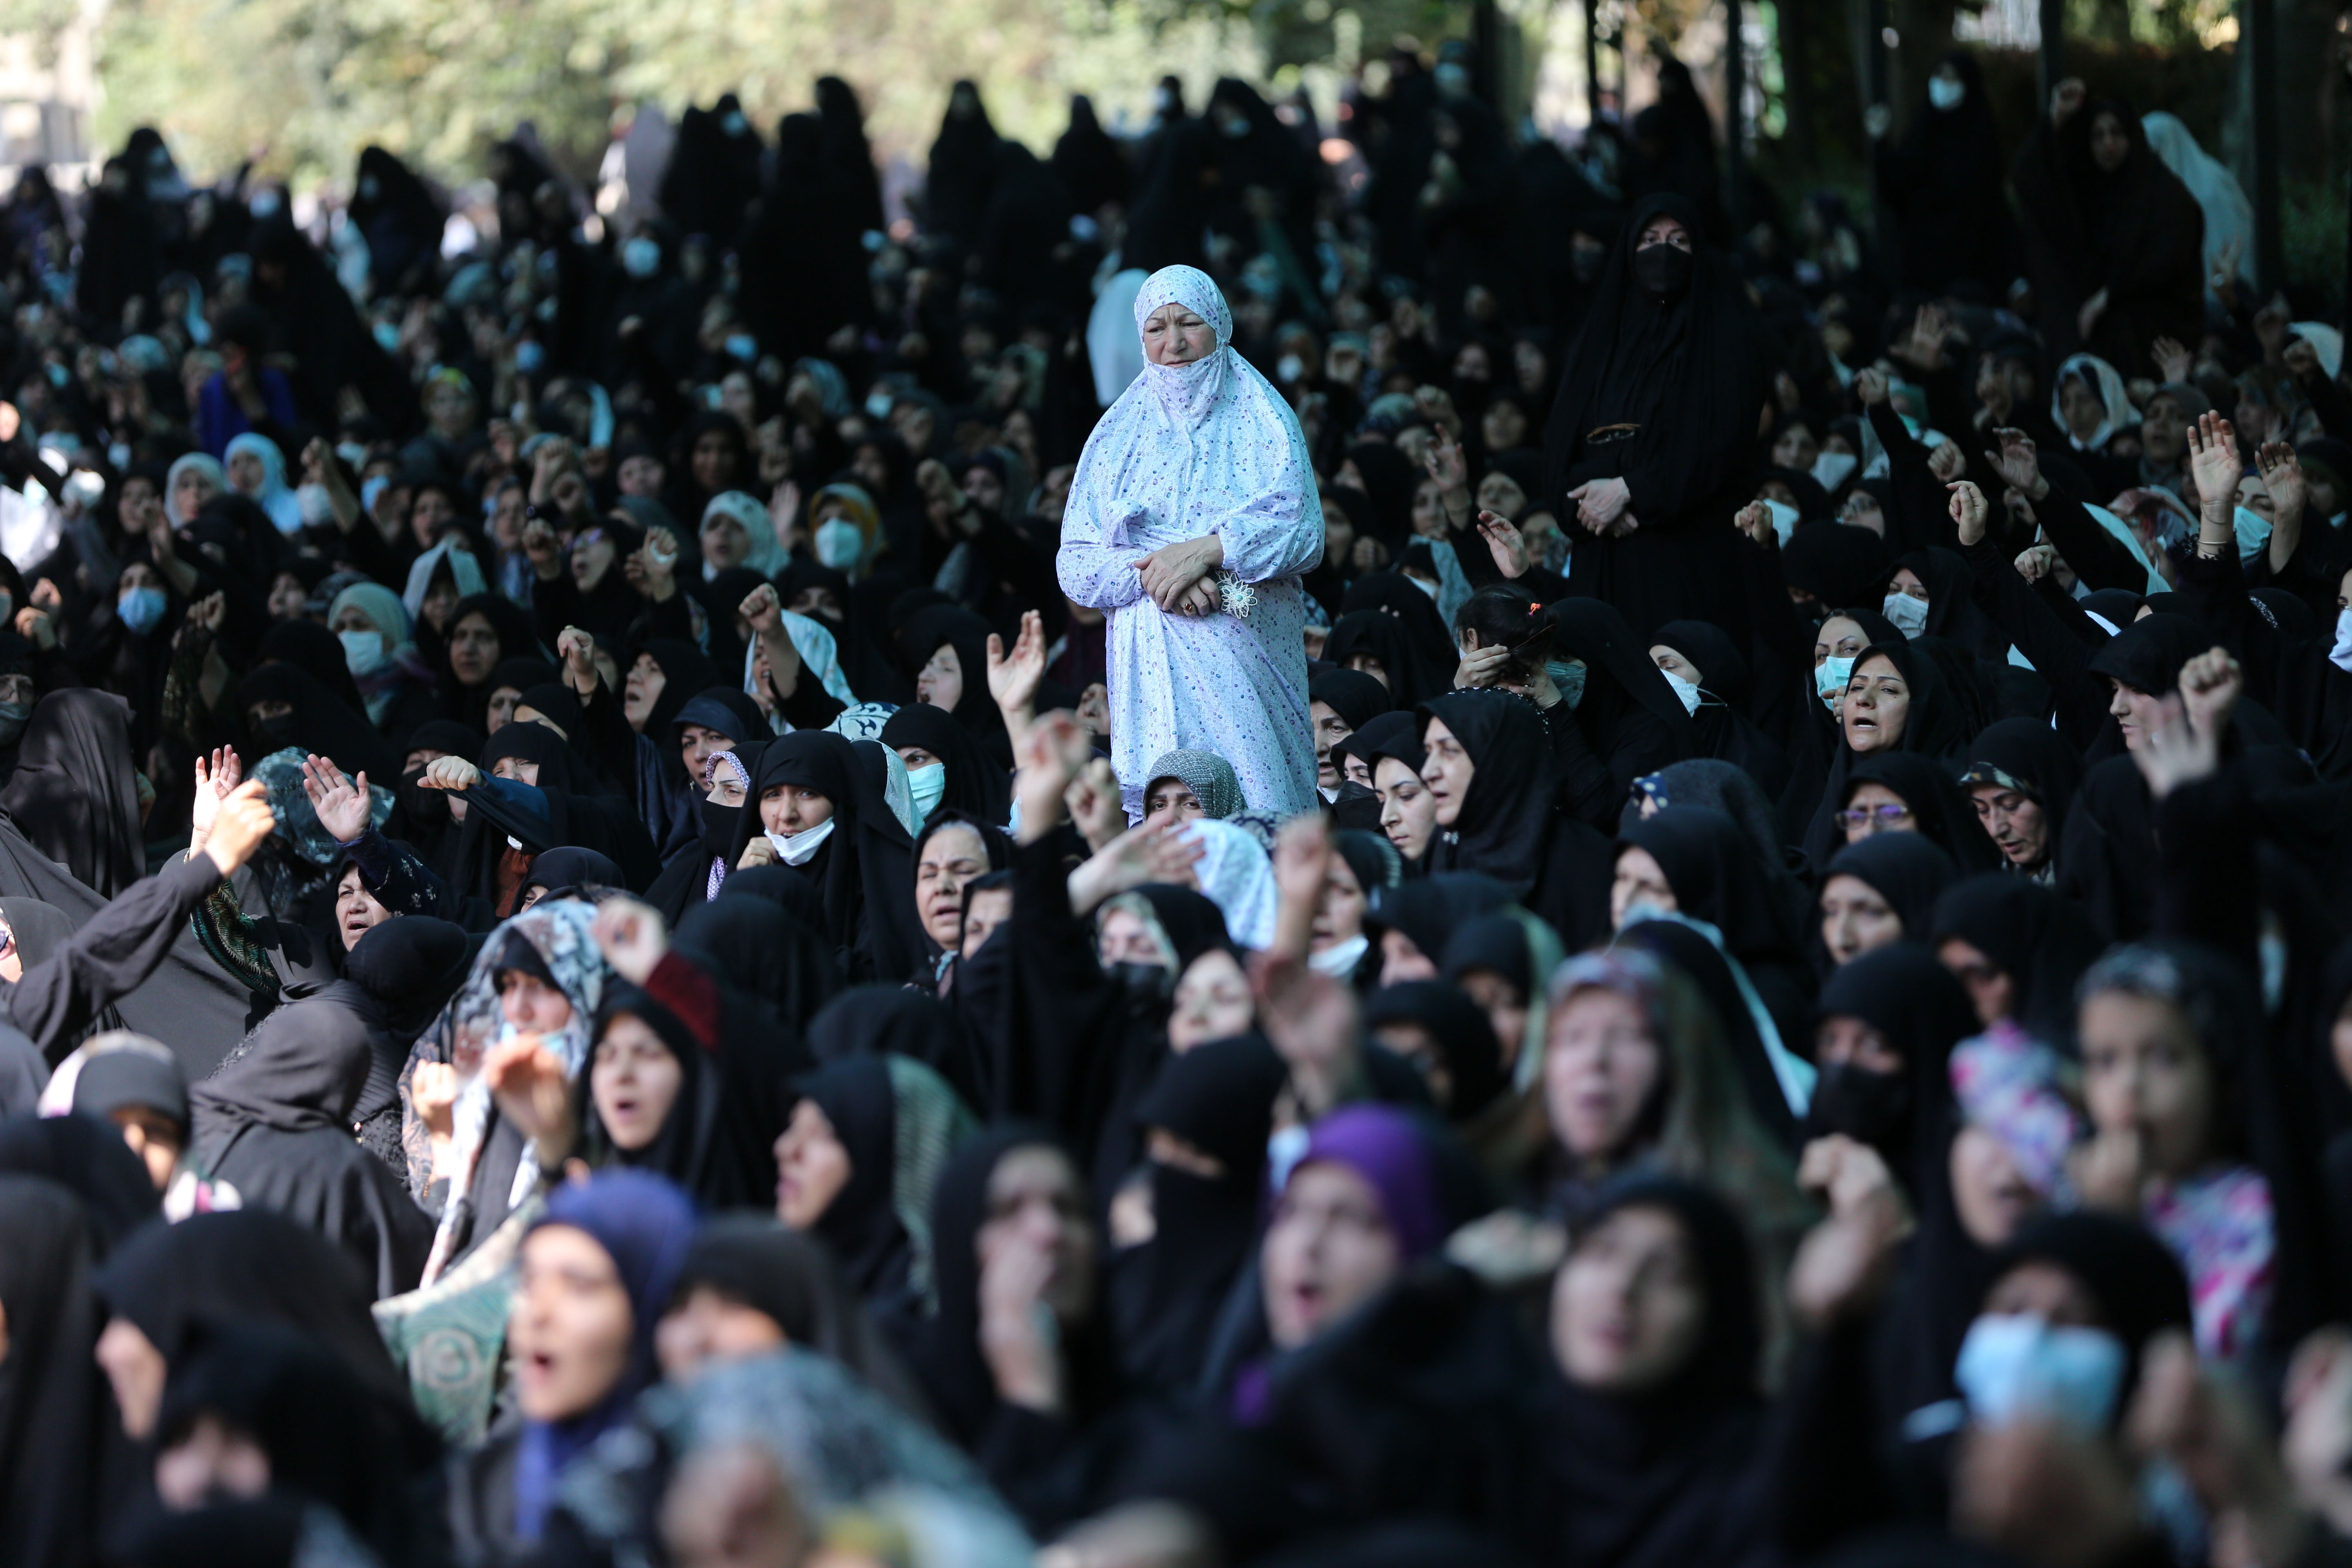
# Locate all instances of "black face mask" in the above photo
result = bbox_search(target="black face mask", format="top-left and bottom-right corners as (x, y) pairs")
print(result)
(252, 712), (300, 747)
(701, 799), (742, 860)
(1107, 961), (1172, 1001)
(1800, 1060), (1912, 1152)
(398, 766), (449, 825)
(1631, 242), (1695, 297)
(1570, 246), (1606, 284)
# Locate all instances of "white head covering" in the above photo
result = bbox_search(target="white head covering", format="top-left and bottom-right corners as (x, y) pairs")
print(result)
(225, 432), (301, 535)
(1183, 817), (1278, 950)
(702, 490), (789, 579)
(401, 536), (489, 620)
(2292, 321), (2345, 382)
(1087, 267), (1149, 408)
(2140, 112), (2254, 298)
(1131, 265), (1238, 433)
(164, 451), (225, 528)
(2052, 354), (2139, 453)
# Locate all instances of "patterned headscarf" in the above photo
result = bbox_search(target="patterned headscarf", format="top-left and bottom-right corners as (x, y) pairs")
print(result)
(1143, 748), (1246, 819)
(251, 747), (391, 867)
(1131, 264), (1235, 430)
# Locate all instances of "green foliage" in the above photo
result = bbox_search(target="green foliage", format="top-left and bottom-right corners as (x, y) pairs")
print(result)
(91, 0), (1263, 186)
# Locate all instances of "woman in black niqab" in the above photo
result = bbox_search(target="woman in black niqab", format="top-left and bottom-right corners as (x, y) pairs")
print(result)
(0, 1176), (110, 1568)
(815, 76), (888, 236)
(1543, 192), (1767, 640)
(926, 80), (1000, 249)
(1053, 94), (1131, 215)
(1873, 53), (2020, 297)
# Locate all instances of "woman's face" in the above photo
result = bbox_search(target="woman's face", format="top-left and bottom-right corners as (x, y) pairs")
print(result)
(1546, 987), (1663, 1167)
(1610, 845), (1676, 930)
(1552, 1204), (1708, 1394)
(655, 1285), (787, 1383)
(1639, 215), (1693, 251)
(1938, 936), (2019, 1027)
(1950, 1124), (2042, 1247)
(1170, 948), (1252, 1052)
(693, 430), (738, 493)
(917, 643), (964, 713)
(334, 864), (390, 951)
(700, 513), (751, 573)
(1097, 905), (1164, 968)
(773, 1099), (851, 1228)
(1459, 970), (1529, 1071)
(1143, 778), (1205, 828)
(1841, 780), (1914, 842)
(497, 968), (575, 1036)
(962, 887), (1011, 957)
(1420, 716), (1474, 828)
(1814, 615), (1868, 670)
(267, 572), (308, 621)
(1142, 303), (1216, 367)
(592, 1013), (684, 1153)
(622, 654), (667, 731)
(1263, 1161), (1401, 1350)
(976, 1145), (1097, 1324)
(490, 753), (542, 788)
(1771, 422), (1820, 472)
(1410, 478), (1447, 539)
(1475, 470), (1529, 521)
(1842, 654), (1911, 755)
(331, 603), (391, 663)
(510, 1224), (636, 1423)
(1482, 400), (1529, 453)
(173, 464), (218, 520)
(1311, 700), (1355, 792)
(420, 579), (460, 636)
(448, 611), (500, 688)
(2059, 374), (2107, 441)
(1343, 650), (1390, 688)
(1376, 757), (1438, 860)
(1820, 874), (1902, 965)
(1649, 644), (1703, 690)
(1967, 784), (2049, 869)
(760, 782), (835, 836)
(916, 823), (990, 949)
(1312, 857), (1367, 950)
(2107, 679), (2168, 752)
(410, 489), (454, 548)
(572, 526), (619, 592)
(485, 684), (523, 734)
(2079, 990), (2214, 1180)
(2089, 111), (2130, 174)
(225, 448), (265, 495)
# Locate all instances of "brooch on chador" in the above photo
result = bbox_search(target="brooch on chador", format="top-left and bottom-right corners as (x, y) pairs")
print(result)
(1215, 570), (1256, 620)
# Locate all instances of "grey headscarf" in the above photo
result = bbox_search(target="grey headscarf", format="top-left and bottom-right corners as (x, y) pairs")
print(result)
(1143, 749), (1246, 819)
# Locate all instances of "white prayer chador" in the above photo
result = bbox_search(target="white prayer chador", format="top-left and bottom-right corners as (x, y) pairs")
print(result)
(1057, 265), (1323, 818)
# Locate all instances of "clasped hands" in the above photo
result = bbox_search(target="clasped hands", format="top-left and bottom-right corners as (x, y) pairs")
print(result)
(1566, 477), (1638, 537)
(1134, 534), (1225, 616)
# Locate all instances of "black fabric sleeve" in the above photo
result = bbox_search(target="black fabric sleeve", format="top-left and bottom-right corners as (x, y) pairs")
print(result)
(9, 851), (223, 1062)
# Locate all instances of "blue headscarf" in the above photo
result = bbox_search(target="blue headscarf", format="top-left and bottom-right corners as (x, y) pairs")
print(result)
(511, 1170), (697, 1541)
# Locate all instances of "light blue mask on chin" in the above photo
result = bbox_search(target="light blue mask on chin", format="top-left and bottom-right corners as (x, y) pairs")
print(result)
(2233, 505), (2273, 564)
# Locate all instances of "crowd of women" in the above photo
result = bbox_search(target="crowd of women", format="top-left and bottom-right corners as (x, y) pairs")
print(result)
(1, 32), (2352, 1568)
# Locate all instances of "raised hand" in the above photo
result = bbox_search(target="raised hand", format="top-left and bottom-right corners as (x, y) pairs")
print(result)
(1733, 499), (1776, 546)
(189, 746), (240, 843)
(1475, 510), (1528, 577)
(1981, 428), (2043, 497)
(1948, 479), (1990, 547)
(986, 609), (1047, 719)
(409, 1061), (459, 1140)
(485, 1035), (576, 1159)
(1903, 303), (1949, 370)
(300, 754), (372, 844)
(738, 582), (784, 637)
(1062, 757), (1125, 852)
(2179, 646), (2243, 744)
(1926, 438), (1966, 483)
(2185, 410), (2242, 518)
(1068, 820), (1207, 915)
(590, 895), (668, 984)
(201, 779), (277, 878)
(2257, 441), (2307, 521)
(557, 626), (597, 695)
(2152, 335), (2194, 385)
(1853, 367), (1889, 408)
(522, 516), (561, 578)
(1255, 954), (1361, 1120)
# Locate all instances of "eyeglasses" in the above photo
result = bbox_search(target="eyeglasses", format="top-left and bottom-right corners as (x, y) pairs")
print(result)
(1837, 804), (1914, 830)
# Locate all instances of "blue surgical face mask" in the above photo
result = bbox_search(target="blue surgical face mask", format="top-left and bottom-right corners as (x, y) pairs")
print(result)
(372, 320), (401, 354)
(1816, 655), (1855, 712)
(622, 237), (661, 279)
(1953, 1314), (2125, 1437)
(340, 628), (389, 679)
(864, 390), (894, 420)
(1551, 659), (1587, 708)
(1764, 498), (1798, 546)
(514, 339), (545, 375)
(360, 474), (389, 515)
(814, 518), (864, 571)
(1882, 590), (1930, 635)
(2233, 505), (2273, 563)
(1812, 450), (1858, 492)
(906, 763), (947, 824)
(117, 586), (167, 635)
(725, 333), (758, 363)
(1658, 668), (1702, 714)
(1928, 74), (1967, 111)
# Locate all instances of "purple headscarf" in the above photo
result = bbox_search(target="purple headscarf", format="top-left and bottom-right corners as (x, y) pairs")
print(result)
(1293, 1104), (1447, 1260)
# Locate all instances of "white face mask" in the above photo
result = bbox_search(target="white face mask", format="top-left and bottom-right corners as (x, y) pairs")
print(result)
(1658, 668), (1703, 714)
(766, 817), (836, 866)
(1882, 590), (1930, 636)
(2233, 505), (2273, 564)
(2331, 607), (2352, 674)
(906, 762), (947, 825)
(1406, 573), (1439, 601)
(296, 481), (334, 527)
(1953, 1314), (2125, 1437)
(814, 517), (864, 571)
(1816, 655), (1855, 712)
(1928, 75), (1967, 111)
(1764, 499), (1799, 546)
(1812, 451), (1858, 492)
(340, 629), (389, 679)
